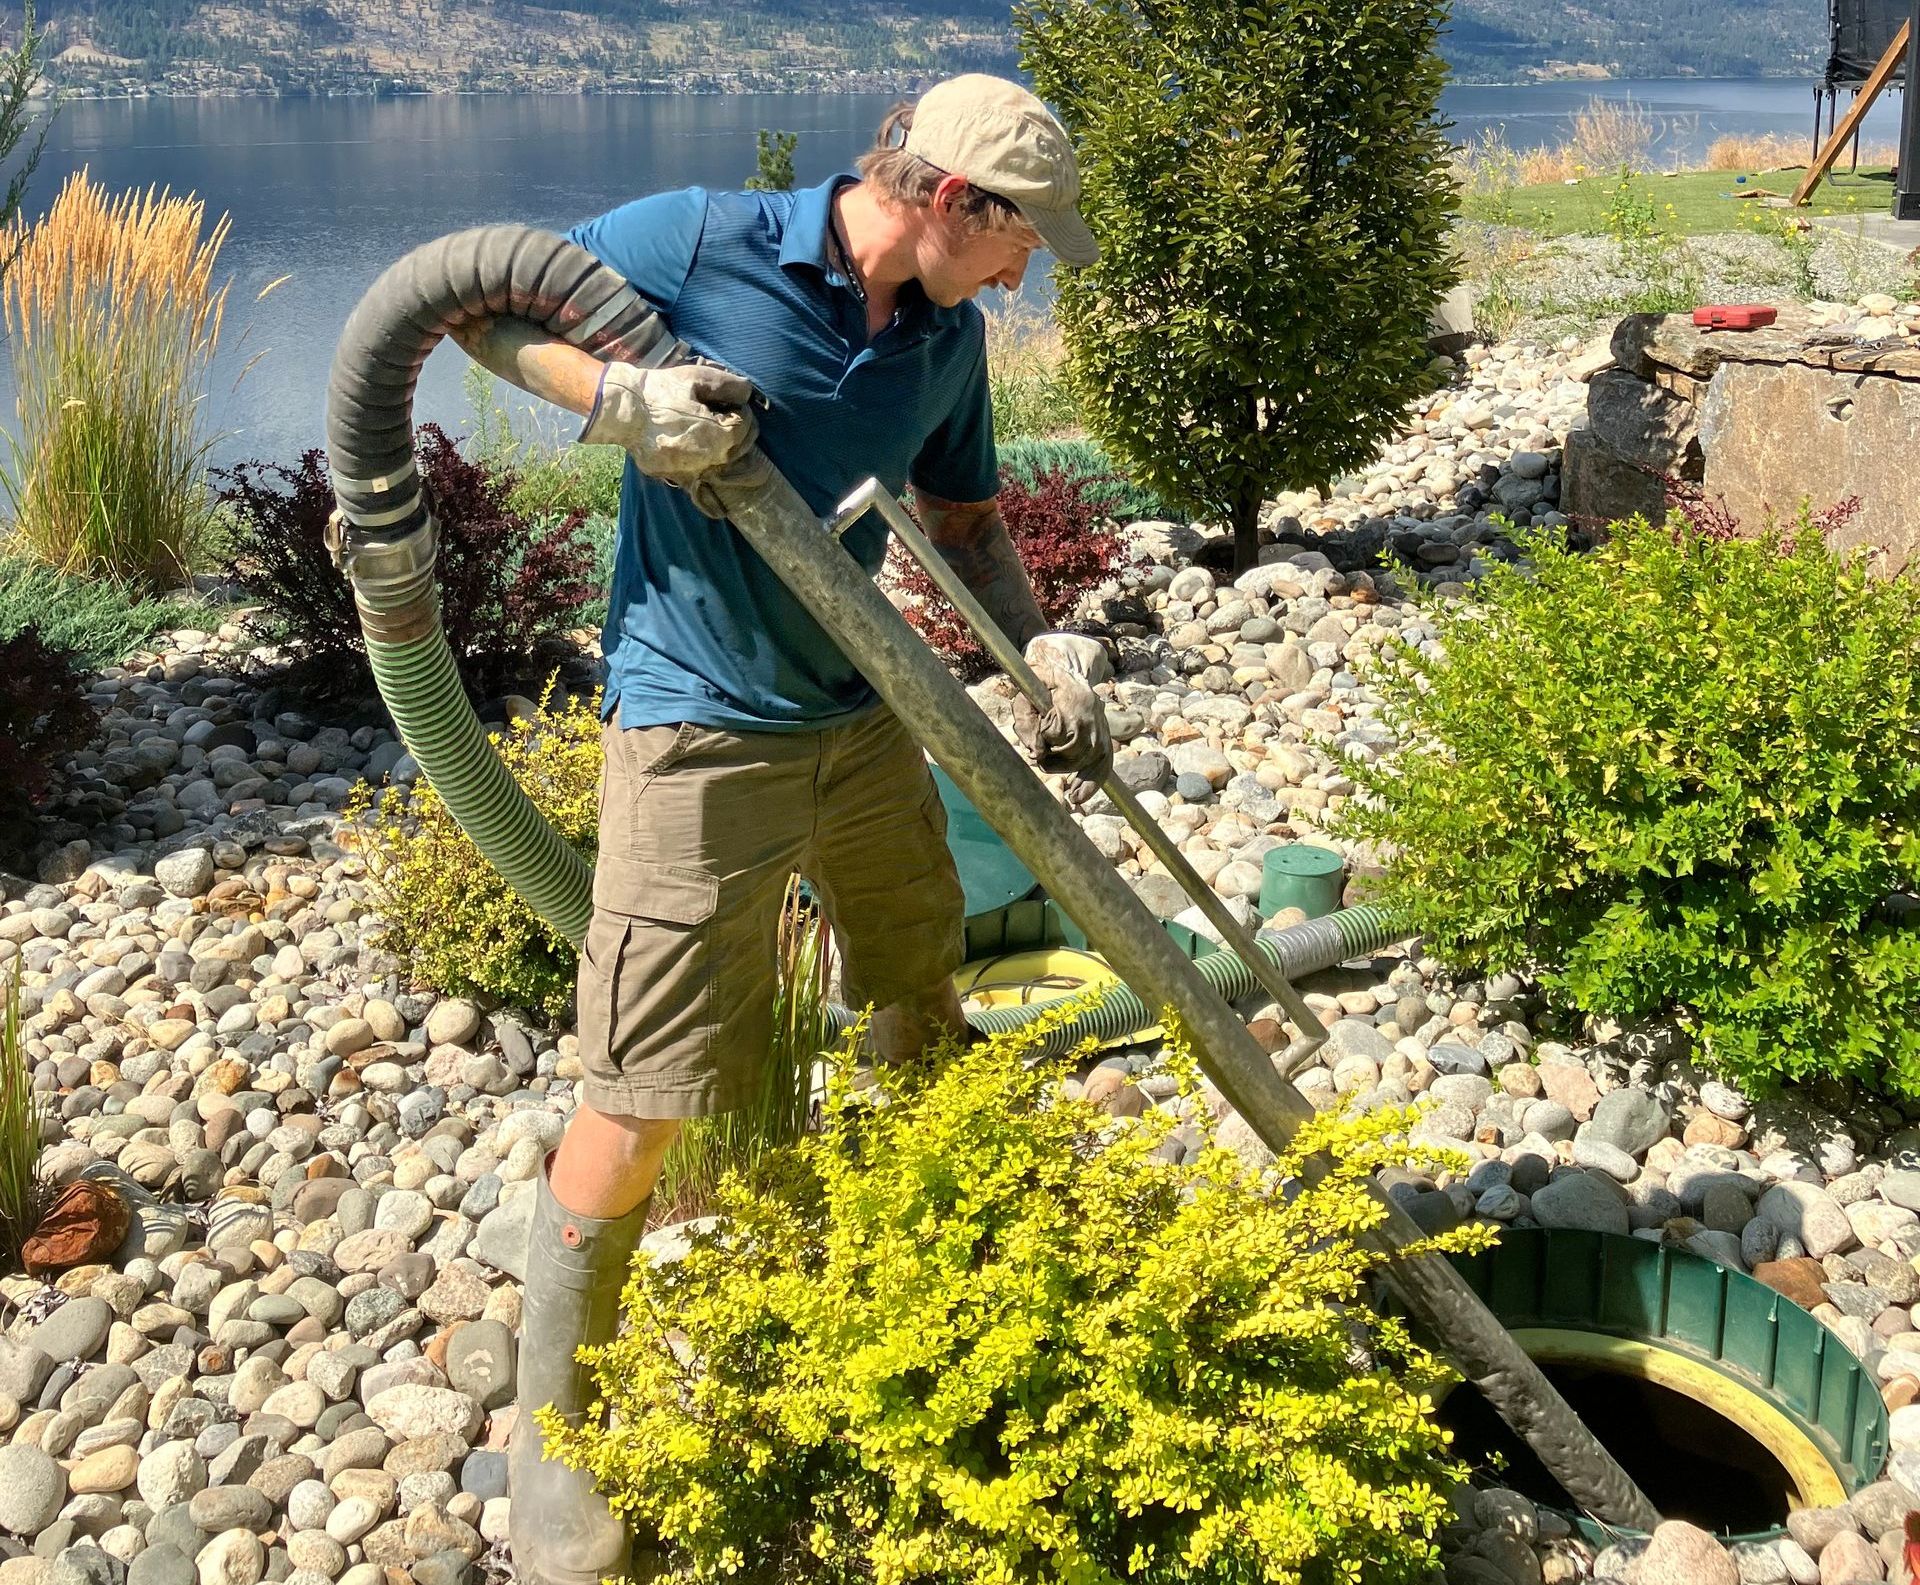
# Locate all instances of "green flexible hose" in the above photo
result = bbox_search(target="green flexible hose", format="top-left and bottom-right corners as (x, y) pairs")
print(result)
(838, 903), (1400, 1053)
(366, 628), (595, 946)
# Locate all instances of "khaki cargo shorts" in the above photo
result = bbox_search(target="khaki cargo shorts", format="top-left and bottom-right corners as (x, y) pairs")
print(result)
(574, 704), (967, 1118)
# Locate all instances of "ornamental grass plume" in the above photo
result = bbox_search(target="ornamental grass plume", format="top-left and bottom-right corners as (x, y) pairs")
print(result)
(2, 169), (230, 586)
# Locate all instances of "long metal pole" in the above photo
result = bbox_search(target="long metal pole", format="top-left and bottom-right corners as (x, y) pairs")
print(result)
(828, 478), (1331, 1075)
(709, 457), (1660, 1532)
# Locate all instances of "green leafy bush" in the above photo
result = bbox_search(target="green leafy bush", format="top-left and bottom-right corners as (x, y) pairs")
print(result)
(996, 436), (1171, 524)
(579, 513), (618, 632)
(347, 686), (601, 1020)
(1019, 0), (1458, 571)
(546, 1020), (1486, 1585)
(1340, 512), (1920, 1095)
(0, 553), (214, 669)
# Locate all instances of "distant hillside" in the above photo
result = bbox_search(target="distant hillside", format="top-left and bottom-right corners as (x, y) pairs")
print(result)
(36, 0), (1020, 94)
(1445, 0), (1826, 81)
(29, 0), (1833, 94)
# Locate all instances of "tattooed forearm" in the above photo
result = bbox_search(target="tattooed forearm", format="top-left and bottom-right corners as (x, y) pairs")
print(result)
(912, 488), (1049, 651)
(449, 317), (605, 420)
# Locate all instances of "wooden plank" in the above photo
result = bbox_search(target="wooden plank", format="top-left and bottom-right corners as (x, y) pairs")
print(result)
(1794, 21), (1911, 206)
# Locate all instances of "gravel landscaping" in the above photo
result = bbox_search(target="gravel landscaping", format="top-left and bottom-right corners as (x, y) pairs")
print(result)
(5, 302), (1920, 1585)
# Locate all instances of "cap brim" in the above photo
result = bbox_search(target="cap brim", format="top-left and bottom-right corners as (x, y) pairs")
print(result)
(1021, 202), (1100, 267)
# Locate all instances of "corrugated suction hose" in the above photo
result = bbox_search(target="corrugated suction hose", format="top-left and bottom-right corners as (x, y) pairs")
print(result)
(325, 226), (688, 946)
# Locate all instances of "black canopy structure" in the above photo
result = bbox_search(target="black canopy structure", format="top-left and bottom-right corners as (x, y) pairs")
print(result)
(1815, 0), (1906, 167)
(1902, 8), (1920, 216)
(1797, 0), (1919, 215)
(1827, 0), (1909, 84)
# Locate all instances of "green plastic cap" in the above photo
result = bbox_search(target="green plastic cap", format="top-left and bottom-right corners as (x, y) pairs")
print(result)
(1260, 842), (1347, 919)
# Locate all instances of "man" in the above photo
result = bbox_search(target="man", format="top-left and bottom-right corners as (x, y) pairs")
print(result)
(454, 74), (1111, 1585)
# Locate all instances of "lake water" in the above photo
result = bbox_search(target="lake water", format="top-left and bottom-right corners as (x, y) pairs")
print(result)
(17, 80), (1912, 469)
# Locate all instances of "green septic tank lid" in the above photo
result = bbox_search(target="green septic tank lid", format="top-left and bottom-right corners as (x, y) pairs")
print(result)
(1436, 1228), (1889, 1545)
(1264, 842), (1346, 877)
(1260, 841), (1347, 919)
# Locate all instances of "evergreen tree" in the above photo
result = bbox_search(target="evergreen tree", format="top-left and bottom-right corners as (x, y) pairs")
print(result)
(745, 128), (798, 192)
(1019, 0), (1459, 570)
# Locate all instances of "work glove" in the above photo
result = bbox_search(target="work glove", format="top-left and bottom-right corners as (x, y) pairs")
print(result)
(1014, 632), (1113, 783)
(579, 362), (759, 518)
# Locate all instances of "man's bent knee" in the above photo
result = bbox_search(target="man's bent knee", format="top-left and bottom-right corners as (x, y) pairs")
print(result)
(872, 978), (968, 1067)
(549, 1104), (681, 1220)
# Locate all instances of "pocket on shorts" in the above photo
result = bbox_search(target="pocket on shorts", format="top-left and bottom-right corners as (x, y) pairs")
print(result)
(617, 720), (699, 782)
(592, 850), (719, 924)
(577, 852), (723, 1103)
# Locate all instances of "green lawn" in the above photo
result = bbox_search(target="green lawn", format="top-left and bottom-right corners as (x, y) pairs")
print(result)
(1462, 166), (1900, 237)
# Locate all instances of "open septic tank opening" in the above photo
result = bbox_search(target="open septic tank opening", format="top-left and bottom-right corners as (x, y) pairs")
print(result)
(1425, 1229), (1893, 1543)
(1440, 1348), (1796, 1534)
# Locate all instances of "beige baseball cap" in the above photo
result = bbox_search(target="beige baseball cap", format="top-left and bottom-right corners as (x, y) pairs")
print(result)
(903, 74), (1099, 267)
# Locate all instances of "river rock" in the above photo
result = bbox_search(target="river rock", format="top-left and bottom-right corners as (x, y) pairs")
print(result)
(193, 1529), (264, 1585)
(0, 1443), (67, 1534)
(443, 1322), (514, 1411)
(1634, 1520), (1737, 1585)
(424, 1000), (483, 1048)
(1530, 1172), (1629, 1235)
(1586, 1088), (1669, 1158)
(29, 1296), (113, 1362)
(1756, 1183), (1854, 1260)
(154, 850), (215, 899)
(23, 1180), (132, 1277)
(366, 1386), (483, 1442)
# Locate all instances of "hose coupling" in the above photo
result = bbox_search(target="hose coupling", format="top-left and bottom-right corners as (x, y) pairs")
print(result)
(325, 511), (442, 642)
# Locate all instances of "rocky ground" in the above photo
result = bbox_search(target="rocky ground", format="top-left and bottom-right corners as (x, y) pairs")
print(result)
(1461, 223), (1920, 345)
(4, 305), (1920, 1585)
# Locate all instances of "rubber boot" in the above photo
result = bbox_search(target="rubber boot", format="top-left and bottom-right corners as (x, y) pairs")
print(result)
(509, 1161), (651, 1585)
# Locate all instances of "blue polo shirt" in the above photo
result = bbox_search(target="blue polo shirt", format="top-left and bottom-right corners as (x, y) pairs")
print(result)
(566, 176), (999, 732)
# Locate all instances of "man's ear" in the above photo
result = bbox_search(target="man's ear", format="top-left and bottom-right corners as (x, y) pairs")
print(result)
(929, 173), (972, 220)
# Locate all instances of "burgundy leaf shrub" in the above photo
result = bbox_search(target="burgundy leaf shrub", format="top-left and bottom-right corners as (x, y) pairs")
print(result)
(0, 627), (96, 866)
(1656, 477), (1865, 552)
(886, 465), (1135, 678)
(217, 426), (598, 698)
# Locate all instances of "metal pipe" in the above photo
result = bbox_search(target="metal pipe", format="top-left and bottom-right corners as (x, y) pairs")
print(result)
(708, 454), (1661, 1532)
(830, 477), (1330, 1073)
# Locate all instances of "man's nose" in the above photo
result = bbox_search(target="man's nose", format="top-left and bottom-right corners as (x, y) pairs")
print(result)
(995, 255), (1029, 291)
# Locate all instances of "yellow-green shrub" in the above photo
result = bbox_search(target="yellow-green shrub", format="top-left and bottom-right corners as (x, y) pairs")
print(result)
(347, 687), (600, 1020)
(546, 1016), (1491, 1585)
